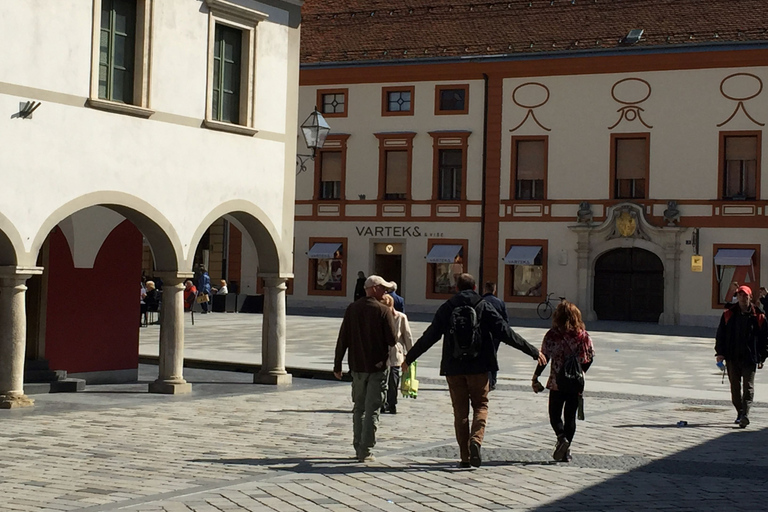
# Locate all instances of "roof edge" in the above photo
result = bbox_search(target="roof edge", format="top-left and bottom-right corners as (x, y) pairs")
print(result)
(301, 41), (768, 70)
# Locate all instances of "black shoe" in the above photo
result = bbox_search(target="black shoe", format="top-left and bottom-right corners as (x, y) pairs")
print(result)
(389, 405), (396, 414)
(735, 412), (744, 424)
(457, 461), (471, 469)
(380, 406), (387, 414)
(740, 416), (750, 428)
(469, 440), (482, 468)
(553, 438), (570, 462)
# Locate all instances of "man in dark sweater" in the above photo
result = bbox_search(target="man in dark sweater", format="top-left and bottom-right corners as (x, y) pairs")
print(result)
(482, 281), (508, 390)
(715, 285), (768, 428)
(404, 273), (546, 468)
(334, 275), (397, 462)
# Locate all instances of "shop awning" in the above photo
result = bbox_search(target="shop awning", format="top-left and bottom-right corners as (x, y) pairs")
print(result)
(426, 244), (463, 263)
(307, 243), (342, 259)
(504, 245), (542, 265)
(714, 249), (754, 266)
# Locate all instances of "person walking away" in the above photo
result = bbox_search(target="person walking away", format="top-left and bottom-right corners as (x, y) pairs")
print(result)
(389, 283), (405, 313)
(715, 285), (768, 428)
(379, 294), (413, 414)
(403, 273), (546, 468)
(334, 275), (397, 462)
(197, 267), (211, 313)
(482, 282), (508, 390)
(353, 271), (366, 301)
(531, 301), (594, 462)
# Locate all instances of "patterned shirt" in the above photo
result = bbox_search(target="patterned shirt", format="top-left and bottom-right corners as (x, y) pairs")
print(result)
(540, 328), (595, 391)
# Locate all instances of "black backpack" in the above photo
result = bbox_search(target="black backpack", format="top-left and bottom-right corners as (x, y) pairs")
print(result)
(556, 354), (584, 394)
(449, 299), (484, 360)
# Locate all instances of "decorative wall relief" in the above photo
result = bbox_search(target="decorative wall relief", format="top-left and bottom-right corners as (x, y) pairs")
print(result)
(606, 204), (650, 240)
(510, 82), (551, 132)
(717, 73), (764, 127)
(608, 78), (653, 129)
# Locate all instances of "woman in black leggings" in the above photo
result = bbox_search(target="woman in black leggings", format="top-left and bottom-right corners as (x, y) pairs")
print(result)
(532, 301), (594, 462)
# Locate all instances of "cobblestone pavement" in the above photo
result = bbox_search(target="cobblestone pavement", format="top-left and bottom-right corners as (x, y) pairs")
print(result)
(4, 314), (768, 511)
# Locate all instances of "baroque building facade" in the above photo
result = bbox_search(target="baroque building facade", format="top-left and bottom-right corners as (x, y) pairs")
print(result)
(292, 0), (768, 327)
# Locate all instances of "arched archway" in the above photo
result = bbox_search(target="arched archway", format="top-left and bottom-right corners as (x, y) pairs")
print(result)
(185, 203), (292, 385)
(594, 248), (664, 322)
(30, 192), (184, 273)
(26, 196), (186, 389)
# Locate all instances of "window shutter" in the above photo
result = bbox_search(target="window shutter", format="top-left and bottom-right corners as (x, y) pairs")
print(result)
(516, 140), (545, 180)
(321, 152), (342, 182)
(726, 136), (757, 161)
(616, 138), (647, 179)
(386, 151), (408, 194)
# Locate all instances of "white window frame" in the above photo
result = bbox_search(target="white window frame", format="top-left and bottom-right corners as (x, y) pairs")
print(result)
(203, 0), (267, 136)
(88, 0), (155, 118)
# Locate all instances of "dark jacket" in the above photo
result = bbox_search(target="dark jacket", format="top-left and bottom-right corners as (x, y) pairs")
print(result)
(334, 297), (397, 373)
(389, 290), (405, 313)
(197, 272), (211, 295)
(353, 278), (366, 301)
(482, 292), (508, 322)
(715, 303), (768, 365)
(405, 289), (540, 376)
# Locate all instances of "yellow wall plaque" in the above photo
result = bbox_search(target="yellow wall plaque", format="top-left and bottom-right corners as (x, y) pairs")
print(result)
(616, 211), (637, 237)
(691, 255), (703, 272)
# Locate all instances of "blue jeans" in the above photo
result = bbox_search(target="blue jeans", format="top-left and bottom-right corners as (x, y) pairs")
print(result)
(351, 369), (388, 458)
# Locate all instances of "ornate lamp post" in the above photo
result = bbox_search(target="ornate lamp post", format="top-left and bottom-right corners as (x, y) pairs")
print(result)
(297, 107), (330, 174)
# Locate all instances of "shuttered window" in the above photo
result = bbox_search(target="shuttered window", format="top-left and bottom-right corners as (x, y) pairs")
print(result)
(515, 139), (546, 200)
(319, 151), (342, 199)
(385, 150), (408, 199)
(724, 136), (758, 200)
(614, 136), (648, 199)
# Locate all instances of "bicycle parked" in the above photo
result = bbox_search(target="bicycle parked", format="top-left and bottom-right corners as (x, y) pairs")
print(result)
(537, 292), (566, 320)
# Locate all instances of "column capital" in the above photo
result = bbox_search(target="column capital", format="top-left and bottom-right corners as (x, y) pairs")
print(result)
(262, 276), (288, 290)
(260, 272), (294, 280)
(0, 266), (43, 287)
(0, 266), (43, 278)
(153, 271), (194, 286)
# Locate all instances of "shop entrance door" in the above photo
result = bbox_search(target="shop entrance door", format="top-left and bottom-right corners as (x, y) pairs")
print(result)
(374, 243), (403, 297)
(593, 248), (664, 322)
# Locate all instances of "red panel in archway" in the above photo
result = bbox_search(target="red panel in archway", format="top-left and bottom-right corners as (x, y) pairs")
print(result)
(44, 220), (142, 374)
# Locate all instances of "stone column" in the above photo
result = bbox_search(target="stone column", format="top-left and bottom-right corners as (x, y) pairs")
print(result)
(255, 277), (291, 385)
(149, 273), (192, 394)
(0, 267), (43, 409)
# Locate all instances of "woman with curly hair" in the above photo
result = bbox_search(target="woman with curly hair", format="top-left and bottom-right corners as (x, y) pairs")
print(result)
(532, 301), (594, 462)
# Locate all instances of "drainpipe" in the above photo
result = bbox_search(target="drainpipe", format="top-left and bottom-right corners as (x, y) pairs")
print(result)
(479, 73), (489, 283)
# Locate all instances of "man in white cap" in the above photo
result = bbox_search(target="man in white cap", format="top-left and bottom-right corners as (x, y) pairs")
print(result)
(334, 275), (397, 462)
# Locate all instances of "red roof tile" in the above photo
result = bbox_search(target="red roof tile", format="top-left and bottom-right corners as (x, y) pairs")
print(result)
(300, 0), (768, 64)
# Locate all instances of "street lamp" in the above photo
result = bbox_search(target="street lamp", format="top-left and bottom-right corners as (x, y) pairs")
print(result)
(297, 107), (330, 174)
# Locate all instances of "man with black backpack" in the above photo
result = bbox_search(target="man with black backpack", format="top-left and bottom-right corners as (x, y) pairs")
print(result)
(403, 273), (546, 468)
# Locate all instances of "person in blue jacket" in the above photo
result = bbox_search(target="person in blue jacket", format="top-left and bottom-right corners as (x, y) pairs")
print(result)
(197, 265), (212, 314)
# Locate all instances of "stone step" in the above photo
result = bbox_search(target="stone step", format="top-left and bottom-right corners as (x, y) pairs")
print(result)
(50, 378), (86, 393)
(24, 382), (52, 395)
(24, 369), (67, 383)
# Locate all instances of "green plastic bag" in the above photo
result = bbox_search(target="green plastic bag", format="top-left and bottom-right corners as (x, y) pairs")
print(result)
(400, 361), (418, 399)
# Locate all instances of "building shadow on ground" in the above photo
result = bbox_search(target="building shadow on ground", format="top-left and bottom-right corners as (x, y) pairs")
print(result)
(532, 424), (768, 511)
